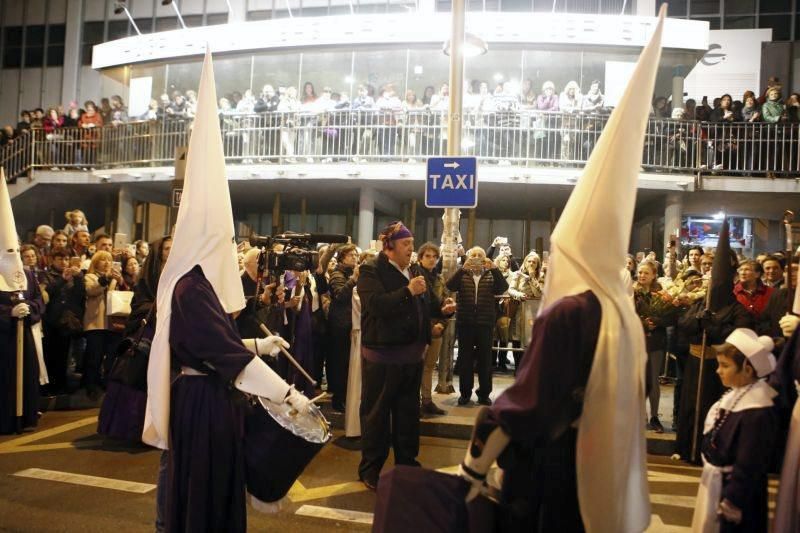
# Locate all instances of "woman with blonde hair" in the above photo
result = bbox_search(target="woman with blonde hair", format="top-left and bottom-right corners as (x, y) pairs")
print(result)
(508, 251), (543, 366)
(83, 250), (122, 399)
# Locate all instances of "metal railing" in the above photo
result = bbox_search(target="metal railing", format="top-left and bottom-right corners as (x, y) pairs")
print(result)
(3, 110), (800, 181)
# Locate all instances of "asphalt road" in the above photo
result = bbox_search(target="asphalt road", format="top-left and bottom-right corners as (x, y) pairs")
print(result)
(0, 408), (774, 532)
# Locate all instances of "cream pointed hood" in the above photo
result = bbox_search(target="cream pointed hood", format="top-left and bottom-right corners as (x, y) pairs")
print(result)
(0, 169), (26, 293)
(143, 48), (246, 450)
(538, 6), (666, 532)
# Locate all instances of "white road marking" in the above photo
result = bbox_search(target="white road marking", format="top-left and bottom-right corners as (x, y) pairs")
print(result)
(13, 468), (156, 494)
(295, 504), (373, 525)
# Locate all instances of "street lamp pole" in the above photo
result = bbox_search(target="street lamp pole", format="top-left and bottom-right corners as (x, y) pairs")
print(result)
(441, 0), (466, 278)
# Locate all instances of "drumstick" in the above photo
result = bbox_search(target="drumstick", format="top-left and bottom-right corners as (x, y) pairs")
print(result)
(258, 322), (318, 387)
(309, 392), (327, 404)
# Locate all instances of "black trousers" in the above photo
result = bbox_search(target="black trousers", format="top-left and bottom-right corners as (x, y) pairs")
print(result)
(359, 357), (423, 483)
(83, 330), (120, 389)
(457, 325), (493, 399)
(43, 329), (71, 391)
(328, 327), (351, 406)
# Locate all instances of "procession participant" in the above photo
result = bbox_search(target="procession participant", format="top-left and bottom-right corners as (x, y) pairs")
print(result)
(0, 170), (45, 435)
(675, 221), (753, 463)
(691, 329), (778, 533)
(452, 9), (667, 532)
(143, 49), (309, 532)
(356, 221), (455, 490)
(770, 261), (800, 532)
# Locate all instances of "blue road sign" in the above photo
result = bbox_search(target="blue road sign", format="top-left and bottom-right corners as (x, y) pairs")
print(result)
(425, 156), (478, 208)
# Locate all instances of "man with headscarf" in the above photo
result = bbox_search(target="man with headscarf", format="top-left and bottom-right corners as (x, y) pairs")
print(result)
(143, 50), (310, 532)
(372, 9), (665, 532)
(0, 171), (45, 434)
(675, 220), (753, 463)
(356, 221), (455, 490)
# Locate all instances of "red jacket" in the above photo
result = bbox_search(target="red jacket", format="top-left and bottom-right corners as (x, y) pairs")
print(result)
(733, 281), (773, 317)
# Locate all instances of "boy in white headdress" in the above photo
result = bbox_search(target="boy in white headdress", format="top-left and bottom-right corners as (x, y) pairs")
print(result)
(142, 50), (309, 532)
(691, 328), (778, 532)
(0, 170), (46, 434)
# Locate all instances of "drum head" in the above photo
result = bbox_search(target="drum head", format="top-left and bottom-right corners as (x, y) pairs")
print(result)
(258, 397), (331, 444)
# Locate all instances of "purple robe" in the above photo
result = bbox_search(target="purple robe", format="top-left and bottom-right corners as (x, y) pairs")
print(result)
(286, 287), (316, 397)
(166, 266), (254, 533)
(489, 290), (600, 532)
(701, 407), (776, 532)
(0, 270), (45, 434)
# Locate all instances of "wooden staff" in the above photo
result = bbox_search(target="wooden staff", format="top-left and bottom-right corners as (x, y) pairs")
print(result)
(784, 210), (795, 309)
(258, 322), (317, 387)
(13, 291), (25, 433)
(691, 272), (713, 463)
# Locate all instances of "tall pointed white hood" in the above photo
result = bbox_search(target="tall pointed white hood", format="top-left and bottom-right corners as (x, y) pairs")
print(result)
(0, 169), (26, 293)
(538, 6), (666, 532)
(143, 48), (246, 450)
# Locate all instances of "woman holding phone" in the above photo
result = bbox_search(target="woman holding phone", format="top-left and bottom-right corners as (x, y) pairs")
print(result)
(82, 251), (122, 399)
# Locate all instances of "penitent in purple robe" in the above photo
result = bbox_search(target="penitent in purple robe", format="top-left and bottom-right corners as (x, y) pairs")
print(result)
(165, 266), (254, 533)
(488, 290), (601, 532)
(0, 270), (45, 435)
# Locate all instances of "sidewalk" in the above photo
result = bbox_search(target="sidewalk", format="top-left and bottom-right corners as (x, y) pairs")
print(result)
(322, 370), (677, 455)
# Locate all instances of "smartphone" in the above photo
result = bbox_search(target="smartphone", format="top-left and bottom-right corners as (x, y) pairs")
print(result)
(112, 261), (122, 271)
(497, 237), (508, 245)
(69, 257), (81, 268)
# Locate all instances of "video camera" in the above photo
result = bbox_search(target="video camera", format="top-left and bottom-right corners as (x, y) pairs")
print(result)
(249, 231), (349, 276)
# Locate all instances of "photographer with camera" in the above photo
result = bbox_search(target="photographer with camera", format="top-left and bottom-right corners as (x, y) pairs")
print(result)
(446, 246), (509, 406)
(236, 248), (285, 339)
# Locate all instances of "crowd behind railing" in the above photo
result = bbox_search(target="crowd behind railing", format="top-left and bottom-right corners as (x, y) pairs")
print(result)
(3, 76), (800, 181)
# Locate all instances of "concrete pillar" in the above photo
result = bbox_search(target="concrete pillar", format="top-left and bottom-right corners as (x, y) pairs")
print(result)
(664, 193), (683, 257)
(116, 186), (135, 243)
(358, 187), (375, 249)
(466, 209), (476, 248)
(272, 193), (281, 234)
(227, 0), (247, 23)
(672, 67), (686, 111)
(61, 0), (83, 108)
(300, 197), (307, 232)
(409, 199), (417, 237)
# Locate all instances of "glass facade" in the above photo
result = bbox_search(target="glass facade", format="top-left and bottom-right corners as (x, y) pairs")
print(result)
(657, 0), (798, 39)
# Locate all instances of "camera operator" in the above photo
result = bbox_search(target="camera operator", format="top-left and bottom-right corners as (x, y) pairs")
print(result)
(236, 248), (284, 339)
(328, 244), (359, 413)
(356, 222), (455, 490)
(446, 246), (509, 406)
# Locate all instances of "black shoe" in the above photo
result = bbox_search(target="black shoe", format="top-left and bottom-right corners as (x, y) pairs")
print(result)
(477, 397), (492, 406)
(359, 475), (378, 491)
(650, 416), (664, 434)
(457, 396), (471, 406)
(421, 401), (446, 416)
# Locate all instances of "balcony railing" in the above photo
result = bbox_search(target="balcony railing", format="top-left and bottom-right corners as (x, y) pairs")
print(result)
(3, 110), (799, 182)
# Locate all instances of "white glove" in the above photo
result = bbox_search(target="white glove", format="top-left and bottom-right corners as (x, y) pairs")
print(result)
(459, 407), (510, 502)
(243, 335), (290, 358)
(234, 356), (290, 403)
(11, 303), (30, 318)
(285, 386), (311, 416)
(780, 314), (800, 338)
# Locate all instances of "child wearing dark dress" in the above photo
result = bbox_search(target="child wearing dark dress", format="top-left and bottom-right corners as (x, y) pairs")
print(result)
(691, 328), (778, 532)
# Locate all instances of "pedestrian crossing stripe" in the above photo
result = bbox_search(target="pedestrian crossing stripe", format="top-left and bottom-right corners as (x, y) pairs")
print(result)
(295, 504), (373, 524)
(13, 468), (156, 494)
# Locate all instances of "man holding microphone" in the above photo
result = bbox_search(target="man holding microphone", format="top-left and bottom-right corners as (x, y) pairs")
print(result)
(356, 221), (455, 490)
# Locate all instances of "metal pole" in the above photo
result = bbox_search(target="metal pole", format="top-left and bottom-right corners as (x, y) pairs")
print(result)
(441, 0), (466, 279)
(170, 1), (188, 29)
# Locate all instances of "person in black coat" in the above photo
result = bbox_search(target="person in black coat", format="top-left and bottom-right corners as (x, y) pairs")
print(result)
(328, 243), (359, 412)
(446, 246), (509, 406)
(356, 222), (454, 490)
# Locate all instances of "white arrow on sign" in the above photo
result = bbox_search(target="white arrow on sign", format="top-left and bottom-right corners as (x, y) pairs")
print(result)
(444, 162), (460, 169)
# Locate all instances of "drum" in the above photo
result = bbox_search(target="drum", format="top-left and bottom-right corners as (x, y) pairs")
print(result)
(244, 397), (331, 503)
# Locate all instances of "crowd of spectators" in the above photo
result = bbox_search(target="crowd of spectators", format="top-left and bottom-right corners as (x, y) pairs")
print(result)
(10, 201), (798, 449)
(3, 75), (800, 177)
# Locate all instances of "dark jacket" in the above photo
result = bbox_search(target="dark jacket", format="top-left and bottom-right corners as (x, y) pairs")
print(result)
(678, 299), (754, 346)
(757, 287), (791, 354)
(446, 266), (509, 328)
(358, 252), (441, 348)
(328, 264), (356, 330)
